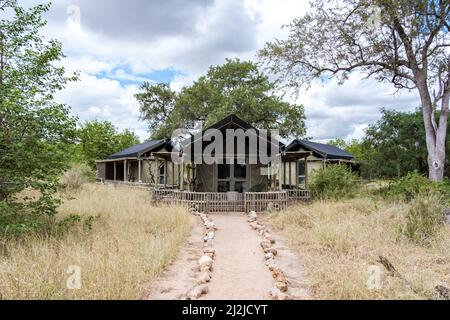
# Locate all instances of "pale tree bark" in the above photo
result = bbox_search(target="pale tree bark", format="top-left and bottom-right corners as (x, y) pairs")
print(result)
(416, 76), (449, 181)
(431, 88), (450, 181)
(388, 13), (450, 181)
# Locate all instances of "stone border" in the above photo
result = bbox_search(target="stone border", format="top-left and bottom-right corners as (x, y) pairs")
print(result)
(182, 208), (218, 300)
(247, 211), (290, 300)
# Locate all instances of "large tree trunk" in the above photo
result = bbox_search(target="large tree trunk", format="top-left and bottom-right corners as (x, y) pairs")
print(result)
(425, 115), (447, 182)
(430, 99), (450, 181)
(428, 149), (446, 181)
(416, 78), (449, 181)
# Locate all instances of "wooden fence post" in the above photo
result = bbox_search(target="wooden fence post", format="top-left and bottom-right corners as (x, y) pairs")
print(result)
(244, 193), (248, 213)
(206, 193), (210, 214)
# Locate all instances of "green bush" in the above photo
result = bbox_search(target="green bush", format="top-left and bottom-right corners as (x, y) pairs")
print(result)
(309, 164), (360, 200)
(0, 201), (99, 238)
(383, 171), (450, 202)
(60, 163), (95, 192)
(400, 192), (447, 245)
(0, 191), (62, 237)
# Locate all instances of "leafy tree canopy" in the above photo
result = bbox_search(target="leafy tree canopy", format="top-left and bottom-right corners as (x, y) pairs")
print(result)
(77, 120), (140, 168)
(136, 58), (306, 139)
(329, 109), (450, 179)
(0, 0), (77, 233)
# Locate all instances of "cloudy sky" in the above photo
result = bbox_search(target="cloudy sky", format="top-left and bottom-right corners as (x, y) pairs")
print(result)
(23, 0), (419, 141)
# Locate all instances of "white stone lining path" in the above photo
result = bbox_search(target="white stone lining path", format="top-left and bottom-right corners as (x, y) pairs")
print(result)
(199, 214), (274, 300)
(248, 211), (310, 300)
(146, 209), (310, 300)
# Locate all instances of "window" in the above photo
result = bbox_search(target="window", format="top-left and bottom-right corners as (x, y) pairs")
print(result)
(234, 181), (245, 193)
(298, 160), (306, 186)
(234, 164), (247, 179)
(218, 164), (230, 179)
(217, 163), (248, 192)
(218, 181), (230, 193)
(159, 161), (165, 185)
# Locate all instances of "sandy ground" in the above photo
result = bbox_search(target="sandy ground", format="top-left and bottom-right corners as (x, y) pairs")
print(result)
(200, 214), (274, 300)
(146, 212), (310, 300)
(144, 215), (204, 300)
(264, 226), (311, 299)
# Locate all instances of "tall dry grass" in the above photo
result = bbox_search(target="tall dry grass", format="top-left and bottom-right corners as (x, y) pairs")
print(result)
(0, 184), (189, 300)
(267, 198), (450, 300)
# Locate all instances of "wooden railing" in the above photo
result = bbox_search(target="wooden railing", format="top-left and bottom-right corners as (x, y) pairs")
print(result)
(287, 189), (311, 202)
(152, 189), (309, 213)
(244, 192), (288, 212)
(97, 180), (152, 190)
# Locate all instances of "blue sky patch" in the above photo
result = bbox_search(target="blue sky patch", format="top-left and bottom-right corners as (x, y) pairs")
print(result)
(96, 67), (184, 86)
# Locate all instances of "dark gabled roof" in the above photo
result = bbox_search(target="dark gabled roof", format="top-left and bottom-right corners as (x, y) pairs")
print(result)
(180, 114), (284, 160)
(205, 114), (257, 132)
(286, 139), (354, 160)
(108, 139), (168, 159)
(202, 114), (285, 148)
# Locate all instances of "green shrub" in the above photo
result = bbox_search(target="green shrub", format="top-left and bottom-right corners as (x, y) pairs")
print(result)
(0, 201), (99, 238)
(60, 163), (95, 192)
(383, 171), (450, 202)
(309, 164), (360, 200)
(0, 195), (59, 237)
(400, 192), (447, 245)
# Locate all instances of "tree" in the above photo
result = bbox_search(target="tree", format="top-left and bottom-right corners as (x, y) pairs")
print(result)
(77, 121), (140, 168)
(328, 138), (378, 179)
(116, 129), (141, 152)
(329, 109), (450, 179)
(0, 1), (77, 231)
(136, 58), (306, 139)
(135, 83), (177, 137)
(260, 0), (450, 181)
(364, 108), (450, 178)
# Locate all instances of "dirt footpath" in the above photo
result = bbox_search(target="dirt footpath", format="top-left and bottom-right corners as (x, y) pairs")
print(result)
(145, 212), (310, 300)
(265, 229), (310, 299)
(144, 215), (204, 300)
(200, 214), (274, 300)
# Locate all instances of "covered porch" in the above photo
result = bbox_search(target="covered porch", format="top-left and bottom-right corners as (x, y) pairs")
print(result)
(149, 150), (312, 213)
(142, 149), (312, 193)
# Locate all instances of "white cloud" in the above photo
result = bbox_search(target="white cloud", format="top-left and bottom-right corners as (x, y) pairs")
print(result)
(55, 73), (148, 139)
(21, 0), (421, 141)
(298, 74), (419, 140)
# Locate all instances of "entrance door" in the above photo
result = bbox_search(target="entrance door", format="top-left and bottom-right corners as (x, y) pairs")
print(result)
(217, 164), (248, 192)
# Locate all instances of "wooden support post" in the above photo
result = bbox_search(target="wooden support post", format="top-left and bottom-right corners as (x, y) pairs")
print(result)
(187, 164), (190, 191)
(138, 159), (142, 183)
(283, 161), (287, 189)
(180, 163), (185, 191)
(295, 160), (298, 188)
(164, 159), (167, 188)
(244, 192), (248, 213)
(172, 161), (175, 189)
(289, 161), (292, 187)
(305, 157), (309, 188)
(154, 158), (159, 188)
(124, 160), (127, 183)
(114, 162), (117, 182)
(278, 155), (283, 191)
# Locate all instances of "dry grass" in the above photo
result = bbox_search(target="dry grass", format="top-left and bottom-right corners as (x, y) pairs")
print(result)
(267, 198), (450, 300)
(0, 184), (189, 300)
